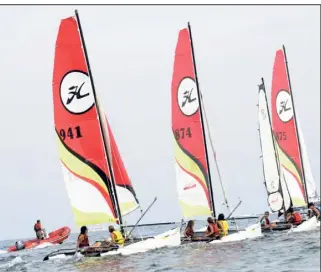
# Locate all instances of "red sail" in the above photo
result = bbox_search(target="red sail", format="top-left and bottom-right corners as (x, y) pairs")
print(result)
(106, 118), (139, 206)
(271, 49), (306, 206)
(171, 28), (211, 216)
(53, 16), (117, 225)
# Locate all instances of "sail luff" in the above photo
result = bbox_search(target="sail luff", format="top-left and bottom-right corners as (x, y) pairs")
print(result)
(74, 10), (123, 227)
(282, 45), (309, 206)
(187, 22), (216, 218)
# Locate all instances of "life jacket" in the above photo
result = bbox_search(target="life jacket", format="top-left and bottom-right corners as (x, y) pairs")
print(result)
(34, 223), (42, 232)
(78, 234), (89, 248)
(207, 222), (220, 237)
(184, 227), (194, 237)
(292, 212), (302, 224)
(111, 230), (125, 245)
(265, 217), (270, 225)
(217, 220), (229, 236)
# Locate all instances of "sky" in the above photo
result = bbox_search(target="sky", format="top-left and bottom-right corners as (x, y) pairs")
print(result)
(0, 5), (319, 240)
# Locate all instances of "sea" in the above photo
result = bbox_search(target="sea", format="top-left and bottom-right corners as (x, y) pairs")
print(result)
(0, 219), (320, 272)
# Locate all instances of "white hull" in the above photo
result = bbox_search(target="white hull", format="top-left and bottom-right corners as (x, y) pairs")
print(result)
(288, 216), (319, 233)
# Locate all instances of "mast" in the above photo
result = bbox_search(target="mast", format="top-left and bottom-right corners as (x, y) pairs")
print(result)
(282, 45), (309, 207)
(74, 10), (124, 233)
(259, 78), (288, 218)
(187, 22), (216, 218)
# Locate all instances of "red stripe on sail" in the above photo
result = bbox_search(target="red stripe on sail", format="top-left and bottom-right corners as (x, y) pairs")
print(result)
(53, 16), (116, 218)
(176, 159), (209, 199)
(61, 161), (114, 213)
(171, 28), (211, 208)
(271, 49), (305, 197)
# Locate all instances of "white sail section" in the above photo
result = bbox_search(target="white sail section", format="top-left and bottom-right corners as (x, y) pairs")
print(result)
(297, 120), (319, 202)
(258, 88), (284, 212)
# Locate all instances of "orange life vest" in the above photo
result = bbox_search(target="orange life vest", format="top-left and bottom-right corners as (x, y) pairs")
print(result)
(34, 223), (42, 232)
(207, 222), (220, 237)
(78, 234), (89, 248)
(292, 212), (302, 224)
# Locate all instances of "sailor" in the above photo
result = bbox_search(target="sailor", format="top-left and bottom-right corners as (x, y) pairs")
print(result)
(109, 226), (125, 246)
(76, 226), (90, 249)
(217, 213), (229, 237)
(34, 220), (45, 240)
(184, 220), (195, 238)
(204, 217), (220, 239)
(308, 202), (320, 220)
(260, 211), (276, 229)
(286, 208), (302, 225)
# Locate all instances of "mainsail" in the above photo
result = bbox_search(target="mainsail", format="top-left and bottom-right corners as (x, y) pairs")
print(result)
(270, 46), (308, 208)
(258, 79), (291, 212)
(171, 24), (215, 218)
(52, 11), (139, 228)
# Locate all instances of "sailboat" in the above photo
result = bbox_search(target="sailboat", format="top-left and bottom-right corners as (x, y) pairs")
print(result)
(171, 23), (262, 243)
(257, 78), (292, 232)
(43, 10), (180, 261)
(271, 46), (319, 208)
(258, 46), (319, 232)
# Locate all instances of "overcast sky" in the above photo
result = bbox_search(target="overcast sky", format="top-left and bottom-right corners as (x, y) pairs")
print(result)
(0, 5), (319, 240)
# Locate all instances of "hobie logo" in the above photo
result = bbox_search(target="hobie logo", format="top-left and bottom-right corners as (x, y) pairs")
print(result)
(276, 90), (293, 123)
(177, 77), (199, 116)
(60, 70), (95, 114)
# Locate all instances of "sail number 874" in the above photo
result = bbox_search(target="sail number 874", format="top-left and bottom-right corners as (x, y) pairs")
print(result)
(174, 127), (192, 140)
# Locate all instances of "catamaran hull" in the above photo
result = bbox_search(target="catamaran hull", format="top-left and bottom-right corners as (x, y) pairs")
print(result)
(43, 227), (181, 261)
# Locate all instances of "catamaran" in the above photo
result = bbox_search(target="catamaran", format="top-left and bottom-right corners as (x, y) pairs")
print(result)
(43, 10), (180, 261)
(258, 46), (319, 233)
(171, 23), (262, 244)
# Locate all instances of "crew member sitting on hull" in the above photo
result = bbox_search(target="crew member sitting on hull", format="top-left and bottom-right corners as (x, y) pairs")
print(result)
(184, 220), (195, 238)
(260, 211), (276, 229)
(93, 226), (125, 248)
(204, 217), (220, 240)
(217, 213), (229, 237)
(76, 226), (90, 250)
(34, 220), (47, 240)
(286, 207), (302, 225)
(308, 202), (320, 220)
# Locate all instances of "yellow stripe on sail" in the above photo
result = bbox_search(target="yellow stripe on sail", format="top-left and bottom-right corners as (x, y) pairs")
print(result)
(179, 201), (211, 217)
(56, 134), (108, 191)
(173, 136), (208, 190)
(275, 140), (306, 207)
(119, 201), (138, 215)
(56, 133), (117, 225)
(72, 207), (116, 227)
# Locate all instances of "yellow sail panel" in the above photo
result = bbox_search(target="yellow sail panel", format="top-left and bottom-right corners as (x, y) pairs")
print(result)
(174, 136), (211, 218)
(57, 134), (118, 226)
(275, 141), (306, 207)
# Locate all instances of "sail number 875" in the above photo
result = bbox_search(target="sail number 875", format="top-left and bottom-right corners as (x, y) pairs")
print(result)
(174, 127), (192, 140)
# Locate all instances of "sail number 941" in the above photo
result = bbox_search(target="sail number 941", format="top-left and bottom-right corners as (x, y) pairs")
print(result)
(59, 126), (83, 141)
(174, 127), (192, 140)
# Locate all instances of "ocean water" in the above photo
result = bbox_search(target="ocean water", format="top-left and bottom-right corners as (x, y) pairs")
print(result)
(0, 221), (319, 272)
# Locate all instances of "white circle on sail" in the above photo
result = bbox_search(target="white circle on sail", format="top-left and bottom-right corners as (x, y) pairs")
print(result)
(276, 90), (293, 123)
(60, 70), (95, 114)
(177, 77), (199, 116)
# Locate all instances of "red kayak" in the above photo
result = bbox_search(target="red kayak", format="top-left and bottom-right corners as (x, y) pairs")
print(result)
(7, 226), (71, 252)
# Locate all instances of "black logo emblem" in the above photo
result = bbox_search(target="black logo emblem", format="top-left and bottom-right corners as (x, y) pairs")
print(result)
(66, 82), (89, 105)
